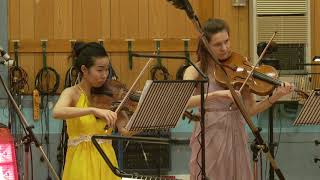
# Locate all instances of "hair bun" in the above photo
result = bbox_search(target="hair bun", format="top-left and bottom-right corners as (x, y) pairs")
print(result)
(73, 42), (87, 58)
(69, 42), (86, 66)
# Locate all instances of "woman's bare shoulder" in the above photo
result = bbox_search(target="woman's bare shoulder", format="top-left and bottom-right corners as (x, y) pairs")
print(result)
(184, 63), (200, 80)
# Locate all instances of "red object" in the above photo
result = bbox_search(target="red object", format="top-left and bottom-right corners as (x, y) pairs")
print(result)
(0, 128), (18, 180)
(160, 176), (176, 180)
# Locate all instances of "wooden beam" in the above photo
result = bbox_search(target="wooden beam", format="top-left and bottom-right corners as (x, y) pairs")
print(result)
(8, 39), (198, 53)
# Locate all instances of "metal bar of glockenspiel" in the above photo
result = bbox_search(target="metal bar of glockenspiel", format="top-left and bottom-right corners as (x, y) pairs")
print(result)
(302, 91), (316, 125)
(304, 91), (320, 125)
(294, 91), (313, 125)
(310, 92), (320, 125)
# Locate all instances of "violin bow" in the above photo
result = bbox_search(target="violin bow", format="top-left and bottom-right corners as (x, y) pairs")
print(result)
(239, 32), (277, 93)
(114, 55), (155, 114)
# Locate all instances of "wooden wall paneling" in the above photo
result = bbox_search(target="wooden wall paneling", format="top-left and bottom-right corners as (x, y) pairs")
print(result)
(149, 1), (170, 81)
(165, 43), (185, 80)
(118, 0), (140, 87)
(34, 0), (55, 93)
(7, 39), (198, 53)
(167, 2), (187, 38)
(34, 0), (54, 40)
(312, 0), (320, 56)
(167, 2), (186, 80)
(53, 0), (73, 92)
(199, 0), (213, 24)
(8, 0), (253, 93)
(8, 0), (20, 40)
(109, 0), (122, 87)
(20, 0), (35, 93)
(109, 53), (121, 81)
(19, 0), (35, 39)
(72, 0), (83, 39)
(166, 51), (185, 80)
(148, 0), (168, 39)
(110, 0), (121, 39)
(82, 0), (102, 39)
(311, 0), (320, 87)
(310, 0), (316, 82)
(8, 0), (20, 69)
(137, 0), (150, 90)
(185, 0), (200, 38)
(54, 0), (73, 40)
(101, 0), (111, 39)
(213, 0), (220, 18)
(219, 0), (240, 53)
(138, 0), (149, 39)
(238, 5), (249, 57)
(120, 0), (139, 38)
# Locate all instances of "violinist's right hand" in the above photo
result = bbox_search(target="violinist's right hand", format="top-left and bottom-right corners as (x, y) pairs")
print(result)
(92, 107), (117, 128)
(213, 90), (241, 102)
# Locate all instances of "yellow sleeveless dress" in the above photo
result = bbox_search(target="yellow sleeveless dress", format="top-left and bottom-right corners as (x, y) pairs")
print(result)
(62, 92), (120, 180)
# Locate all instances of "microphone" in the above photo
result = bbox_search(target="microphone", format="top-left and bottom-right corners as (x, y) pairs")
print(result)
(0, 47), (11, 60)
(0, 47), (14, 66)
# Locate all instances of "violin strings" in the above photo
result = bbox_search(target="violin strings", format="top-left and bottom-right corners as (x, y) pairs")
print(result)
(253, 70), (282, 85)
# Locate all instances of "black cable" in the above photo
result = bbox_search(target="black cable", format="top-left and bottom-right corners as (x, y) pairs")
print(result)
(108, 63), (118, 80)
(150, 65), (170, 80)
(260, 152), (263, 180)
(56, 120), (68, 178)
(265, 111), (270, 180)
(274, 106), (282, 158)
(42, 95), (51, 180)
(176, 64), (190, 80)
(8, 41), (29, 95)
(40, 99), (45, 145)
(35, 67), (60, 95)
(9, 65), (29, 94)
(8, 66), (29, 179)
(30, 145), (34, 180)
(64, 66), (79, 88)
(36, 41), (60, 95)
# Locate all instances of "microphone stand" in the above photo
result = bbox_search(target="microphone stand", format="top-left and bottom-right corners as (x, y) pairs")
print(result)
(0, 69), (60, 180)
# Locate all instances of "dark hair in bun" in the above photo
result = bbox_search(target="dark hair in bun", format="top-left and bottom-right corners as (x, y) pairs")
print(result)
(69, 42), (108, 74)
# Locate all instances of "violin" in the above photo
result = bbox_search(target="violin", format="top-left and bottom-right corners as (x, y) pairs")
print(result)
(92, 79), (201, 127)
(91, 79), (140, 118)
(213, 52), (309, 98)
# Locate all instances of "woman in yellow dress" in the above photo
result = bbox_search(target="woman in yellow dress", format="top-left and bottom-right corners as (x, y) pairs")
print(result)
(53, 42), (130, 180)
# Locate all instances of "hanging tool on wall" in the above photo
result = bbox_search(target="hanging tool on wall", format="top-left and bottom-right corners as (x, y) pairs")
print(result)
(127, 39), (134, 70)
(8, 40), (27, 180)
(35, 40), (60, 95)
(9, 40), (28, 95)
(150, 39), (170, 80)
(33, 89), (40, 121)
(8, 40), (26, 137)
(176, 39), (191, 80)
(35, 40), (60, 180)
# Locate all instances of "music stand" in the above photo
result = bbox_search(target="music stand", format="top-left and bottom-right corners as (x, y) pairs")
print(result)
(92, 80), (198, 179)
(126, 80), (197, 131)
(293, 89), (320, 125)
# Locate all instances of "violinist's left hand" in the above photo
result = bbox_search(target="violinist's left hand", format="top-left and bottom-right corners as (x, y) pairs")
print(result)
(119, 127), (141, 137)
(272, 82), (295, 100)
